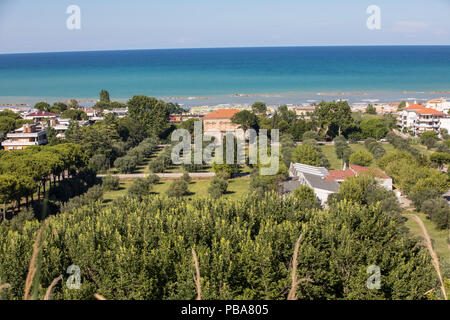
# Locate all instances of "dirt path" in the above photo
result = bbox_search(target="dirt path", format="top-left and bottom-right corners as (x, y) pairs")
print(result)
(410, 214), (447, 300)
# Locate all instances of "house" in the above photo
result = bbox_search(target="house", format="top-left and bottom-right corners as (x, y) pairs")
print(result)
(202, 109), (241, 134)
(1, 123), (47, 150)
(284, 162), (392, 205)
(326, 164), (392, 191)
(286, 163), (339, 206)
(397, 104), (445, 135)
(425, 98), (450, 114)
(24, 111), (58, 122)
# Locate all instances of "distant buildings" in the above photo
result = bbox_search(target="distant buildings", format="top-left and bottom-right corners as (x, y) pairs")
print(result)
(425, 98), (450, 114)
(397, 103), (446, 135)
(1, 123), (47, 151)
(285, 162), (392, 206)
(23, 111), (58, 122)
(202, 109), (241, 134)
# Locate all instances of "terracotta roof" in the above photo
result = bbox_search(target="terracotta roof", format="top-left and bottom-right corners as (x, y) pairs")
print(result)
(202, 109), (241, 120)
(349, 164), (389, 179)
(325, 169), (355, 181)
(404, 104), (426, 110)
(414, 108), (443, 115)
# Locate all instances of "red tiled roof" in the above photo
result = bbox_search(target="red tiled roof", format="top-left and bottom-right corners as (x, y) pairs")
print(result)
(404, 104), (426, 110)
(349, 164), (389, 179)
(325, 169), (355, 181)
(202, 109), (241, 120)
(414, 108), (443, 115)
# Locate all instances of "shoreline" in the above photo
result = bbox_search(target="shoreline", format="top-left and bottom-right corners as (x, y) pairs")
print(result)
(1, 90), (449, 107)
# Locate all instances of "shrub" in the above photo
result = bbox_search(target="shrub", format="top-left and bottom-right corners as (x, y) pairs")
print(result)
(114, 155), (137, 173)
(89, 153), (109, 173)
(166, 180), (189, 197)
(364, 138), (377, 149)
(181, 172), (191, 183)
(421, 198), (450, 229)
(208, 177), (228, 199)
(291, 144), (320, 166)
(349, 150), (373, 166)
(146, 173), (160, 184)
(302, 131), (319, 141)
(149, 159), (165, 173)
(128, 178), (152, 199)
(102, 175), (120, 191)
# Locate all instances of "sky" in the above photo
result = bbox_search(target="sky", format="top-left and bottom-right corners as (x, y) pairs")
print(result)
(0, 0), (449, 53)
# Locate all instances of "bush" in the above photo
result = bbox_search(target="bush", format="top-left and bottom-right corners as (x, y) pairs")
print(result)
(349, 150), (374, 166)
(181, 172), (191, 183)
(421, 198), (450, 229)
(149, 159), (165, 173)
(114, 155), (137, 173)
(208, 177), (228, 199)
(128, 178), (152, 199)
(146, 173), (160, 184)
(60, 185), (104, 213)
(102, 175), (120, 191)
(89, 153), (109, 173)
(166, 180), (189, 197)
(364, 138), (377, 149)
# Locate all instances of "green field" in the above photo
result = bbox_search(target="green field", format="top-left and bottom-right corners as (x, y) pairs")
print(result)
(403, 211), (450, 272)
(319, 143), (396, 170)
(103, 175), (251, 203)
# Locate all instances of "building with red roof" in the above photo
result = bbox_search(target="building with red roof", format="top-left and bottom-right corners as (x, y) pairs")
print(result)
(24, 111), (58, 122)
(325, 164), (392, 190)
(398, 102), (446, 136)
(202, 108), (241, 134)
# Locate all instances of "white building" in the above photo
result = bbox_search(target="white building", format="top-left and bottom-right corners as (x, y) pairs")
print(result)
(425, 98), (450, 114)
(286, 163), (339, 206)
(1, 123), (47, 151)
(397, 104), (445, 135)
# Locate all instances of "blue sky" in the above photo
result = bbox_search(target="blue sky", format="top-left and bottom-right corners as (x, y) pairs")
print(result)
(0, 0), (449, 53)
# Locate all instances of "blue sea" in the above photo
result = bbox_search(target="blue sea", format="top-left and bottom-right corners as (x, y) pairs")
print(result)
(0, 46), (450, 106)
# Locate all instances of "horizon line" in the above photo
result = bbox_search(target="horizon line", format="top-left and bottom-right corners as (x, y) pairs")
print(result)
(1, 44), (450, 55)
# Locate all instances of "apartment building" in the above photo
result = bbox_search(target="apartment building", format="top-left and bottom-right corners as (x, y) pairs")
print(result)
(397, 104), (445, 135)
(1, 123), (47, 151)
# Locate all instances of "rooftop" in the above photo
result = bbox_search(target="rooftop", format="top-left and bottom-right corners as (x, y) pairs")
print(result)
(202, 108), (241, 120)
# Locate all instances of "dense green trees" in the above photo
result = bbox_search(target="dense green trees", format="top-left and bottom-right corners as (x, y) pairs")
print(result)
(231, 110), (259, 131)
(365, 104), (377, 114)
(0, 193), (436, 300)
(102, 175), (120, 191)
(291, 145), (320, 166)
(166, 180), (189, 197)
(360, 119), (388, 140)
(100, 89), (110, 103)
(208, 177), (228, 199)
(349, 150), (374, 166)
(251, 102), (267, 116)
(313, 101), (354, 138)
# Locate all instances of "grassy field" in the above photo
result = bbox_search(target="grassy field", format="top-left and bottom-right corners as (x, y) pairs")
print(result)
(403, 211), (450, 272)
(103, 175), (251, 203)
(320, 142), (396, 170)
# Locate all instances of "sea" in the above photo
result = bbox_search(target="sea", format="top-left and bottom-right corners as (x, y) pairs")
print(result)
(0, 46), (449, 107)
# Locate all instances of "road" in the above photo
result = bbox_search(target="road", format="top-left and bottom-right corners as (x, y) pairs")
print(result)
(97, 172), (216, 179)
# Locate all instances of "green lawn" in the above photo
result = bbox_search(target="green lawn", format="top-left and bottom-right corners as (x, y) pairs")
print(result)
(403, 211), (450, 271)
(320, 142), (397, 170)
(103, 176), (251, 203)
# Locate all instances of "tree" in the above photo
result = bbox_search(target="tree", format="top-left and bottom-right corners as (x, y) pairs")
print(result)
(231, 110), (259, 131)
(292, 185), (320, 209)
(89, 154), (110, 173)
(313, 101), (354, 137)
(128, 178), (152, 200)
(291, 145), (320, 166)
(100, 89), (110, 103)
(102, 175), (120, 191)
(34, 102), (50, 112)
(430, 152), (450, 169)
(349, 150), (374, 166)
(181, 172), (191, 184)
(397, 101), (406, 111)
(365, 104), (377, 114)
(208, 177), (228, 199)
(166, 180), (189, 197)
(302, 131), (319, 141)
(251, 102), (267, 116)
(62, 109), (88, 121)
(0, 174), (18, 219)
(360, 119), (388, 140)
(114, 155), (137, 173)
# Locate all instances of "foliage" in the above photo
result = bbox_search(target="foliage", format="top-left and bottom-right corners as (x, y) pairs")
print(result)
(114, 155), (137, 174)
(365, 104), (377, 114)
(102, 175), (120, 191)
(128, 178), (152, 200)
(0, 194), (435, 300)
(360, 119), (388, 140)
(349, 150), (374, 166)
(208, 177), (229, 199)
(291, 144), (320, 166)
(166, 180), (189, 197)
(313, 101), (354, 138)
(231, 110), (259, 131)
